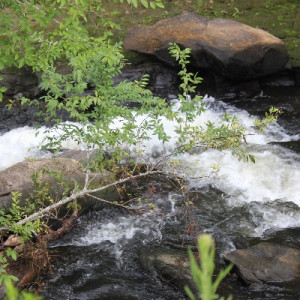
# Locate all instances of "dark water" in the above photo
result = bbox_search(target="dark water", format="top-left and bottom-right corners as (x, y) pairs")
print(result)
(42, 184), (300, 300)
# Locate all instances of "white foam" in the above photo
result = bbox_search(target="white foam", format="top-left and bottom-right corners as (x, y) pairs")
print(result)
(78, 215), (162, 246)
(0, 122), (91, 171)
(184, 148), (300, 205)
(0, 126), (50, 170)
(69, 214), (163, 263)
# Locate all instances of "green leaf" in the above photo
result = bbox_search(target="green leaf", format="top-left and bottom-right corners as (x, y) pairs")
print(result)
(248, 154), (256, 164)
(6, 248), (18, 261)
(184, 285), (196, 300)
(140, 0), (148, 8)
(150, 1), (156, 9)
(155, 1), (164, 8)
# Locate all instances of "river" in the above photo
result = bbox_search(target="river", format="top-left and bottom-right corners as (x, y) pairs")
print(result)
(0, 86), (299, 299)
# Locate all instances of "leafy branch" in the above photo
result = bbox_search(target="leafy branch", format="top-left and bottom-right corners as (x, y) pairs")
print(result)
(254, 107), (282, 131)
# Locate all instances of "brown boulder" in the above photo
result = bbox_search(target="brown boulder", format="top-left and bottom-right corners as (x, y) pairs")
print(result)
(124, 12), (289, 80)
(224, 242), (300, 284)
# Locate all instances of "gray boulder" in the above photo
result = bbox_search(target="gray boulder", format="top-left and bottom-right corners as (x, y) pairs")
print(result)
(0, 158), (118, 211)
(124, 12), (289, 80)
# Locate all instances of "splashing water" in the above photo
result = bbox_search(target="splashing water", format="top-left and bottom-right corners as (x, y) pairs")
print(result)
(0, 96), (299, 236)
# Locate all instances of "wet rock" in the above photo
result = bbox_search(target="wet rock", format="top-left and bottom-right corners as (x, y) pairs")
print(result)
(0, 158), (118, 211)
(114, 62), (179, 99)
(124, 12), (289, 80)
(140, 247), (193, 292)
(294, 67), (300, 86)
(270, 141), (300, 153)
(0, 101), (74, 134)
(232, 237), (249, 250)
(3, 235), (22, 247)
(215, 77), (261, 98)
(265, 227), (300, 249)
(224, 242), (300, 284)
(0, 68), (40, 99)
(260, 71), (296, 87)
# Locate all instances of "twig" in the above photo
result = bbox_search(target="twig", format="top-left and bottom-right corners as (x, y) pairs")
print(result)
(86, 193), (135, 211)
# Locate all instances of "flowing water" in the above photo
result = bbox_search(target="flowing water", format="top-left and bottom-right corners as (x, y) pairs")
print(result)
(0, 88), (299, 299)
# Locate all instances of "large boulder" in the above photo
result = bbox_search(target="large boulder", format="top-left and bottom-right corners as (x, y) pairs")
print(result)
(224, 242), (300, 284)
(124, 12), (289, 80)
(0, 158), (118, 211)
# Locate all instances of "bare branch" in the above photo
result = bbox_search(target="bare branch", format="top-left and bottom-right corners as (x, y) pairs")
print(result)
(0, 170), (164, 232)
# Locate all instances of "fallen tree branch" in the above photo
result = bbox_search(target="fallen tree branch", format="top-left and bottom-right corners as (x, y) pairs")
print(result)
(0, 170), (164, 232)
(0, 163), (206, 233)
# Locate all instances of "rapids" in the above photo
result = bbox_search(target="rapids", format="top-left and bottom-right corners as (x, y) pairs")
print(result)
(0, 90), (299, 299)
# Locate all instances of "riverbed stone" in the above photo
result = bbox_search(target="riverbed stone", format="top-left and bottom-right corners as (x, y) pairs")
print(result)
(0, 158), (118, 212)
(124, 12), (289, 80)
(224, 242), (300, 284)
(140, 247), (194, 292)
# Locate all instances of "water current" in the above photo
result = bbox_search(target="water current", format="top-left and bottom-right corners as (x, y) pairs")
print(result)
(0, 89), (299, 299)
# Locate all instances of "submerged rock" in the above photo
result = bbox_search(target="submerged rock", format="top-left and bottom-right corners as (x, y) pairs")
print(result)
(140, 247), (193, 293)
(224, 242), (300, 284)
(124, 12), (289, 80)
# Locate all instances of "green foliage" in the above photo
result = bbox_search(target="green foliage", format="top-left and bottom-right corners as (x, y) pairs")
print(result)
(0, 1), (283, 295)
(169, 43), (203, 99)
(232, 7), (240, 19)
(167, 44), (255, 163)
(185, 234), (232, 300)
(0, 0), (163, 101)
(126, 0), (164, 9)
(254, 107), (282, 131)
(0, 0), (253, 164)
(0, 189), (46, 286)
(0, 81), (7, 100)
(0, 2), (277, 298)
(168, 42), (205, 124)
(0, 0), (171, 173)
(4, 280), (42, 300)
(0, 192), (43, 240)
(0, 168), (69, 288)
(0, 249), (19, 285)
